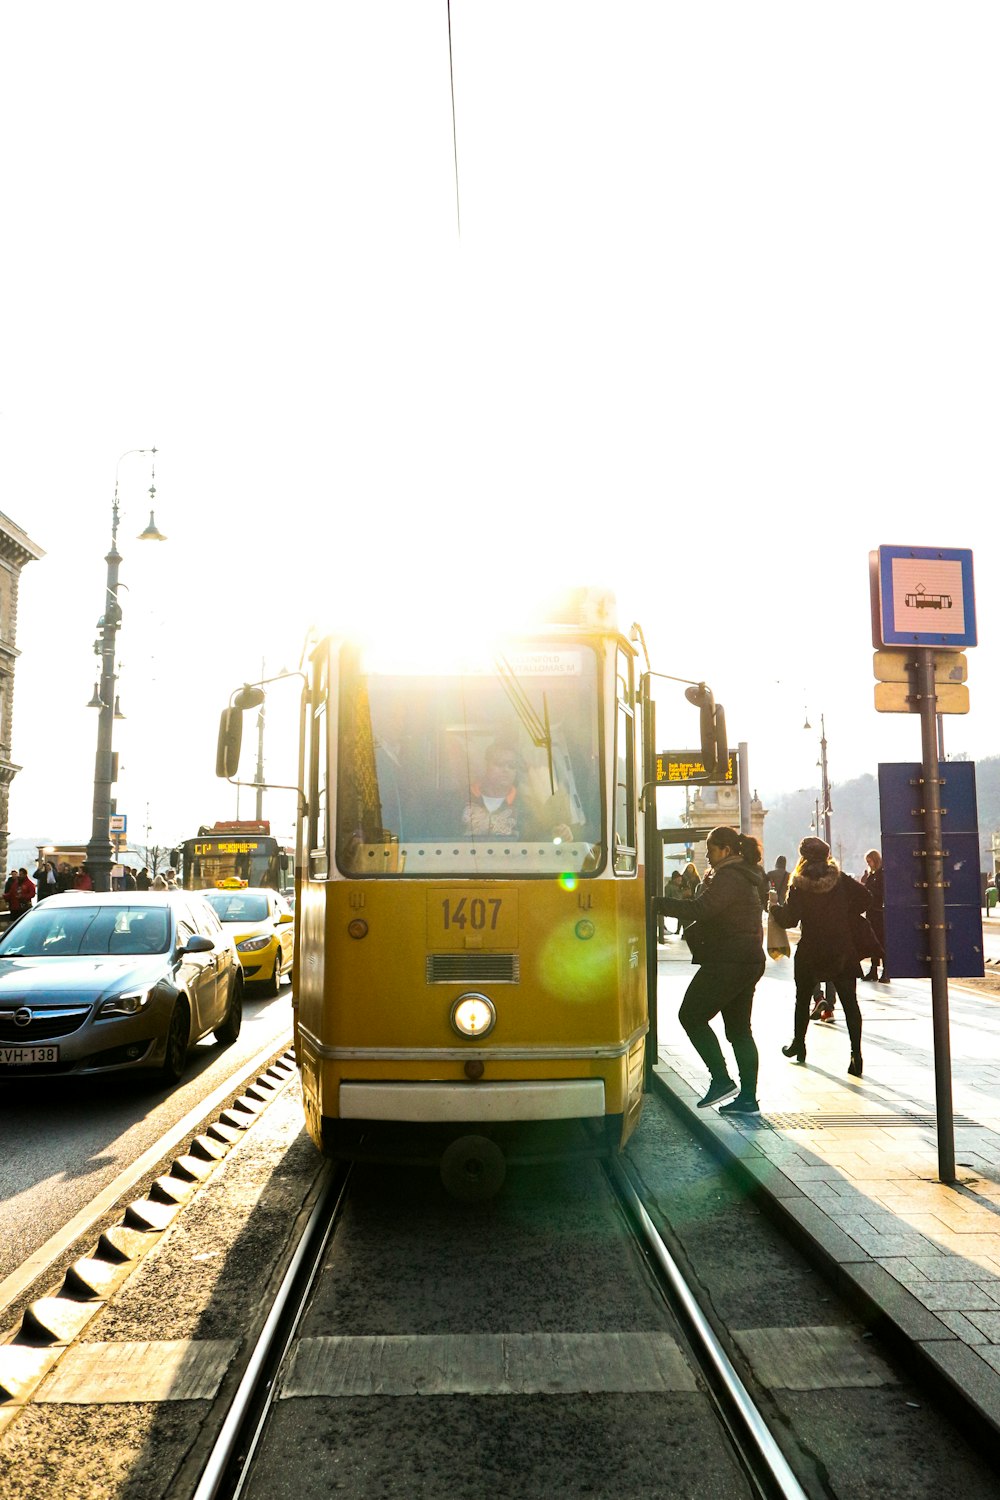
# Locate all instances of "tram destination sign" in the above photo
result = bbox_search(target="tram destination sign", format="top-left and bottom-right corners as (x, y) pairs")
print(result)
(656, 750), (736, 786)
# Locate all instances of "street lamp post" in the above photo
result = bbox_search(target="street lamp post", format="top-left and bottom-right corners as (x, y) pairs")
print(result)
(85, 450), (165, 892)
(818, 713), (832, 846)
(804, 708), (832, 845)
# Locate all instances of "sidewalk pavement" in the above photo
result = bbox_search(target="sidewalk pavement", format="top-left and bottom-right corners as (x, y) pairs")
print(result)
(651, 937), (1000, 1437)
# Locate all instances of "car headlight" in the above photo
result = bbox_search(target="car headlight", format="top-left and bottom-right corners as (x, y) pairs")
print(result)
(237, 935), (272, 953)
(98, 989), (153, 1017)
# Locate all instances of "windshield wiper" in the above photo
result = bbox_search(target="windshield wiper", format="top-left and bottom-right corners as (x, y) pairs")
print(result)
(495, 654), (555, 795)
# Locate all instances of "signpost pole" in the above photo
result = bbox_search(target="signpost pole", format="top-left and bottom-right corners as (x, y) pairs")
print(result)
(916, 648), (956, 1184)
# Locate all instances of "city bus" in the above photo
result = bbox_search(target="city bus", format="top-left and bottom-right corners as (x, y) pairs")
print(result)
(179, 822), (292, 892)
(216, 592), (725, 1197)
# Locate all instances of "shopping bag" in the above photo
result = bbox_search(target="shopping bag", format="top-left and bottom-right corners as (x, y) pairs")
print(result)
(767, 912), (790, 960)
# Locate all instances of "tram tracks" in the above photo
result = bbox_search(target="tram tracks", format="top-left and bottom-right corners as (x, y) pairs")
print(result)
(192, 1162), (351, 1500)
(191, 1152), (809, 1500)
(606, 1159), (806, 1500)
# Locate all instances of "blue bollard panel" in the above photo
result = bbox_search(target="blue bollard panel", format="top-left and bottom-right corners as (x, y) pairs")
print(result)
(885, 903), (984, 979)
(878, 761), (979, 835)
(881, 832), (982, 909)
(879, 760), (984, 978)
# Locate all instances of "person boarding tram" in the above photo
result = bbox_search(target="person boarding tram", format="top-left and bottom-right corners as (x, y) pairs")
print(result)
(654, 826), (768, 1116)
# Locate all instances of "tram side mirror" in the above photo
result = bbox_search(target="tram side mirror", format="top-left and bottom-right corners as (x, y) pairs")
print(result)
(685, 683), (718, 777)
(216, 707), (243, 778)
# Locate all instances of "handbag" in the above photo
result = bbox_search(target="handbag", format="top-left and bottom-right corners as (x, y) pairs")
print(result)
(682, 920), (710, 963)
(851, 910), (882, 961)
(767, 912), (790, 959)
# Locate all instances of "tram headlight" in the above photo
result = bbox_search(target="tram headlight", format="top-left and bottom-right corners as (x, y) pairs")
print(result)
(451, 993), (497, 1039)
(575, 919), (595, 940)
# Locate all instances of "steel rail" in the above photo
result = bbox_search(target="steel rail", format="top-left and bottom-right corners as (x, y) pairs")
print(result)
(192, 1160), (351, 1500)
(608, 1157), (808, 1500)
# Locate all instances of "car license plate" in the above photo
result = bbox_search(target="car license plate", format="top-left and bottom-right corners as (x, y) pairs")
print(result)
(0, 1045), (60, 1065)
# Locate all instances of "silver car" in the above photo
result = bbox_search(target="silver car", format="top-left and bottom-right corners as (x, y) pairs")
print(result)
(0, 891), (243, 1085)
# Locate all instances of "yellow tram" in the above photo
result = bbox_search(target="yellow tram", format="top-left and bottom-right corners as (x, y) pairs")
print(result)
(217, 591), (721, 1197)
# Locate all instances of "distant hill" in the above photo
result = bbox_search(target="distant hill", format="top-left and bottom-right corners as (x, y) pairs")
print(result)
(763, 754), (1000, 878)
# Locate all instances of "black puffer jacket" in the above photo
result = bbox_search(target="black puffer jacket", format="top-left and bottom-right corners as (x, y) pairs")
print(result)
(771, 859), (868, 976)
(657, 856), (766, 966)
(860, 865), (884, 912)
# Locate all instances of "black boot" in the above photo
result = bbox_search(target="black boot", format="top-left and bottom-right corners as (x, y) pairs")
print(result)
(848, 1053), (863, 1078)
(782, 1040), (806, 1064)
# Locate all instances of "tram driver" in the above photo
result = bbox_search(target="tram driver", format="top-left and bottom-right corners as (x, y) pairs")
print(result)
(462, 740), (578, 844)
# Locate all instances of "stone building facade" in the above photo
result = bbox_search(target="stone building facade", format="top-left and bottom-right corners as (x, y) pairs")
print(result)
(0, 511), (44, 876)
(684, 781), (767, 861)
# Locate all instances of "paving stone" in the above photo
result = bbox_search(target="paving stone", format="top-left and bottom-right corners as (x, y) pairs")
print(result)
(731, 1325), (896, 1390)
(34, 1339), (238, 1403)
(910, 1282), (1000, 1313)
(780, 1199), (873, 1264)
(936, 1310), (992, 1344)
(964, 1309), (1000, 1342)
(280, 1332), (697, 1398)
(844, 1262), (954, 1341)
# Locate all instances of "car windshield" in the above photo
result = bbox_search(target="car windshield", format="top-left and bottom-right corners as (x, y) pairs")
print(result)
(0, 905), (172, 957)
(203, 893), (269, 923)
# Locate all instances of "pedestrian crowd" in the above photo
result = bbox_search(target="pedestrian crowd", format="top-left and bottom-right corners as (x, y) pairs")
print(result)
(3, 861), (179, 918)
(655, 833), (893, 1116)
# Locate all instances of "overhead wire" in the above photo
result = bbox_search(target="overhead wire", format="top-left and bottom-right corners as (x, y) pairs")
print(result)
(446, 0), (461, 235)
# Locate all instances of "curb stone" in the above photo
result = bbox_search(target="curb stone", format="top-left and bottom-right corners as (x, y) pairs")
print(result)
(0, 1049), (296, 1435)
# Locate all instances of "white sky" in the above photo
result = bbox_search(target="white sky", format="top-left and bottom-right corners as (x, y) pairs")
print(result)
(2, 3), (998, 853)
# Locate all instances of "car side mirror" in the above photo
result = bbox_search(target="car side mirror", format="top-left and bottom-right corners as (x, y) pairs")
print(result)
(180, 934), (215, 955)
(277, 912), (293, 925)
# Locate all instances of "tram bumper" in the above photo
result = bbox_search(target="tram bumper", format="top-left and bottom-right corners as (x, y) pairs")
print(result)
(338, 1078), (605, 1122)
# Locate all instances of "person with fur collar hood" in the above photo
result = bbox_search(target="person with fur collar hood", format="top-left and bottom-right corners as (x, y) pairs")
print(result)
(655, 826), (768, 1115)
(768, 836), (869, 1076)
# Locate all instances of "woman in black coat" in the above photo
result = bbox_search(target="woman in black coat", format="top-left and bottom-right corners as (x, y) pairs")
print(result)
(655, 826), (768, 1115)
(860, 850), (889, 983)
(769, 836), (869, 1076)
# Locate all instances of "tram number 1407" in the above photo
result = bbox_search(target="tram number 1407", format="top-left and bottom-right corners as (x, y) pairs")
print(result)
(441, 896), (503, 932)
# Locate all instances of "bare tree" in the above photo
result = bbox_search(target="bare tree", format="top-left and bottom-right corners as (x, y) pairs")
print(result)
(142, 844), (167, 877)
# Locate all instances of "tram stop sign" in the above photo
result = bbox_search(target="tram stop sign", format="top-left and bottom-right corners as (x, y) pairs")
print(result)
(870, 545), (977, 648)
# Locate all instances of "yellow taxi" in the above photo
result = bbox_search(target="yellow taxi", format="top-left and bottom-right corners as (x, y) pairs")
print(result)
(199, 885), (294, 995)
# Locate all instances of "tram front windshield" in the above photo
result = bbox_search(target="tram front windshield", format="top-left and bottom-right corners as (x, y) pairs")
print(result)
(336, 642), (603, 877)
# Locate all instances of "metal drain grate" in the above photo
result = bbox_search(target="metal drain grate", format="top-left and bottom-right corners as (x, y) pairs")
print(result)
(762, 1112), (984, 1130)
